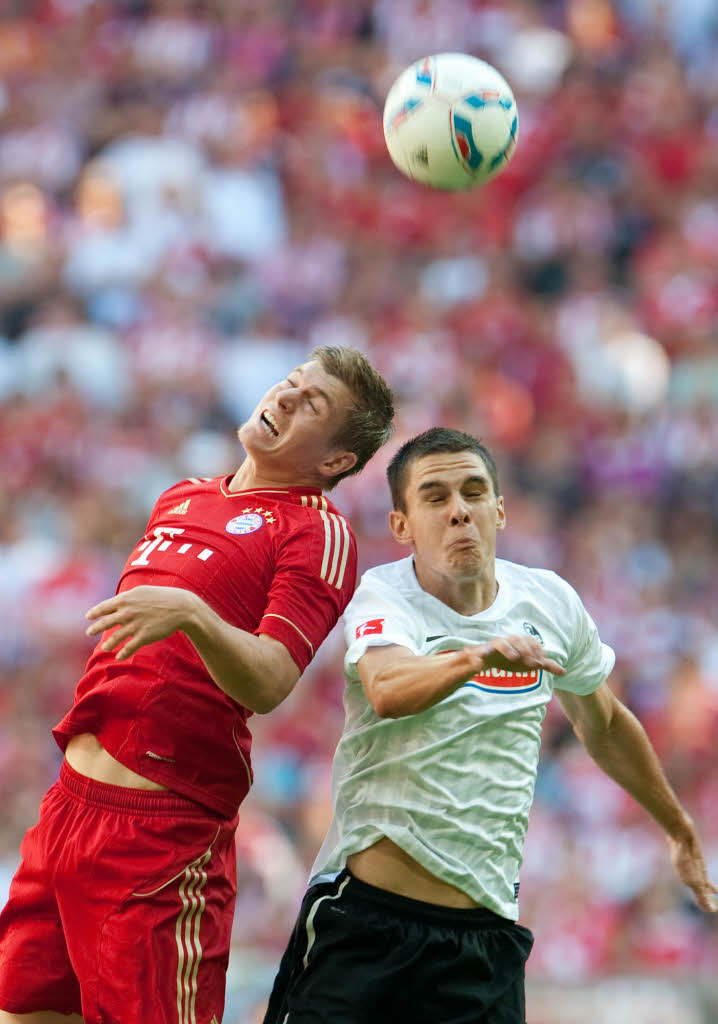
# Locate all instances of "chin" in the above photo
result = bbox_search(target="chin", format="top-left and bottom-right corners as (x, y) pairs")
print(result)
(447, 553), (482, 575)
(239, 424), (271, 453)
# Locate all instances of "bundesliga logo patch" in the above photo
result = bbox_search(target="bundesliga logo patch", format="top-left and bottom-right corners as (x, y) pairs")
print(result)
(356, 618), (385, 639)
(226, 513), (264, 535)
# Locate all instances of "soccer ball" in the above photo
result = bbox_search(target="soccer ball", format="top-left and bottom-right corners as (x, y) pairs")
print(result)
(382, 52), (519, 190)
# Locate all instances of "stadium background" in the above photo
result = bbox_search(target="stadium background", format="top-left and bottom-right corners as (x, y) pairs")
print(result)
(1, 0), (717, 1020)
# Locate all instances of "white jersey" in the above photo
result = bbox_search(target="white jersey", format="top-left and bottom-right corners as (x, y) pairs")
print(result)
(311, 555), (615, 920)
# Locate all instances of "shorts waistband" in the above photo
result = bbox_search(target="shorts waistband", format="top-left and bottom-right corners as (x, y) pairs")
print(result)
(338, 868), (514, 928)
(59, 760), (212, 817)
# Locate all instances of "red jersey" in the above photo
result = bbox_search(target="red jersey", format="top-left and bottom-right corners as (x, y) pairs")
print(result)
(53, 476), (357, 818)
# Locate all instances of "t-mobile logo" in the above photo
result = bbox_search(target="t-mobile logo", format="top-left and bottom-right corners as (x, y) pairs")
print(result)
(130, 527), (214, 566)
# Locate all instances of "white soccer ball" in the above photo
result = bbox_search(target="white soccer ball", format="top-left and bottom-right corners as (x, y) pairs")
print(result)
(383, 52), (519, 191)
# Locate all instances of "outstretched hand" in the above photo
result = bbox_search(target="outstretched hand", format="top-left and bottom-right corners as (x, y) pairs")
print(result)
(473, 635), (566, 677)
(667, 828), (718, 912)
(85, 585), (197, 661)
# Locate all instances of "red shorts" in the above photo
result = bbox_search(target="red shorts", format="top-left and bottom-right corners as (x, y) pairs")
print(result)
(0, 761), (238, 1023)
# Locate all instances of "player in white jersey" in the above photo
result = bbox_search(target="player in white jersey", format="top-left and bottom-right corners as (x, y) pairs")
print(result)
(264, 427), (716, 1024)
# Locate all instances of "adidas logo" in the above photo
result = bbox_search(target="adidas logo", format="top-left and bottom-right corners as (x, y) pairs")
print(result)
(168, 499), (190, 515)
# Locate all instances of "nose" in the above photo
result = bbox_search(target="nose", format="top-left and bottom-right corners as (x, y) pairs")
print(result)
(277, 383), (299, 412)
(449, 495), (471, 525)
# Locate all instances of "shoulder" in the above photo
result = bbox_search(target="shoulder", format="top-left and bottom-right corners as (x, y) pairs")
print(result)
(359, 557), (413, 592)
(348, 558), (415, 611)
(281, 502), (356, 565)
(159, 475), (217, 500)
(344, 558), (423, 655)
(149, 476), (216, 515)
(282, 494), (355, 537)
(498, 557), (575, 594)
(497, 558), (583, 614)
(275, 495), (356, 589)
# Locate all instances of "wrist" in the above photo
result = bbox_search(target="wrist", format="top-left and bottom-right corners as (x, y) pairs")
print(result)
(665, 811), (696, 844)
(180, 589), (205, 639)
(454, 647), (483, 681)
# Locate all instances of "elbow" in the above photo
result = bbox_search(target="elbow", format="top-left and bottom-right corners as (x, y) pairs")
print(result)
(223, 675), (296, 715)
(575, 718), (614, 756)
(364, 668), (395, 719)
(371, 694), (401, 719)
(250, 683), (293, 715)
(251, 695), (282, 715)
(250, 671), (300, 715)
(365, 677), (394, 719)
(221, 687), (278, 714)
(582, 708), (621, 749)
(572, 720), (599, 749)
(367, 675), (407, 719)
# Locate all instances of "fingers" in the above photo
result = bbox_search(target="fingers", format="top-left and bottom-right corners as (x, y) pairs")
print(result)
(491, 638), (522, 660)
(99, 624), (134, 652)
(688, 868), (718, 912)
(86, 612), (126, 638)
(85, 594), (139, 648)
(694, 884), (718, 913)
(91, 621), (149, 661)
(510, 637), (565, 674)
(115, 636), (144, 661)
(85, 598), (120, 622)
(477, 636), (566, 676)
(670, 835), (718, 912)
(84, 595), (141, 659)
(688, 872), (718, 912)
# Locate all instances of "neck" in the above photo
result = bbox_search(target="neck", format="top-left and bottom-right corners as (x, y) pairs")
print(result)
(228, 456), (322, 494)
(414, 560), (498, 616)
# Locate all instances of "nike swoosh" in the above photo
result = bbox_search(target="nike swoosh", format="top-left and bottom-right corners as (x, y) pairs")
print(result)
(426, 634), (447, 642)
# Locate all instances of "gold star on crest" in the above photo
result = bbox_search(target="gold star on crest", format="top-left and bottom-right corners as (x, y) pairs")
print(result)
(237, 505), (275, 523)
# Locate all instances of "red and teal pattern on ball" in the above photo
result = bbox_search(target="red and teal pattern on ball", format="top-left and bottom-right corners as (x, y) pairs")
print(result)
(449, 91), (517, 176)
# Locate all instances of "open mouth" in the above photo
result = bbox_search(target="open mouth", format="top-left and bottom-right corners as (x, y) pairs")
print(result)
(260, 411), (279, 437)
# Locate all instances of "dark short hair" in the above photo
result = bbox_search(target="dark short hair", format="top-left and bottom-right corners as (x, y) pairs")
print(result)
(311, 346), (395, 488)
(387, 427), (500, 512)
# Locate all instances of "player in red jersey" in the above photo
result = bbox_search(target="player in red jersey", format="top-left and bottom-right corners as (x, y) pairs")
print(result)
(0, 347), (394, 1024)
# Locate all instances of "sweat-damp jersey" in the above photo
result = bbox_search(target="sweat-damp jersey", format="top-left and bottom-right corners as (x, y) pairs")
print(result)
(54, 476), (357, 818)
(312, 555), (615, 919)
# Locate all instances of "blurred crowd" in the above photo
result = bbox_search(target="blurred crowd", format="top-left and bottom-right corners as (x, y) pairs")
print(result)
(1, 0), (717, 1016)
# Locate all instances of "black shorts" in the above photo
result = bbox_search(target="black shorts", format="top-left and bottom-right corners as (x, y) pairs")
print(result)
(263, 868), (534, 1024)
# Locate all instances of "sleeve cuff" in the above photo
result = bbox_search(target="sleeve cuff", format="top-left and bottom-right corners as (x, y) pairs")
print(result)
(258, 612), (315, 674)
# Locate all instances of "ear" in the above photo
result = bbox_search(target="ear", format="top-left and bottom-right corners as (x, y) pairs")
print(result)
(496, 495), (506, 531)
(318, 448), (358, 482)
(389, 508), (413, 546)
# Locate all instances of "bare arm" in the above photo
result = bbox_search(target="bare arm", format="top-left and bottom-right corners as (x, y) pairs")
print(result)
(86, 585), (301, 714)
(556, 682), (717, 912)
(358, 635), (565, 719)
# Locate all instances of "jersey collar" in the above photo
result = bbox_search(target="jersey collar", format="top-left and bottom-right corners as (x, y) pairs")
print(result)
(219, 476), (329, 507)
(406, 556), (512, 621)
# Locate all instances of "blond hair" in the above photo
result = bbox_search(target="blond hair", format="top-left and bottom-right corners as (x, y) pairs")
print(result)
(311, 346), (394, 488)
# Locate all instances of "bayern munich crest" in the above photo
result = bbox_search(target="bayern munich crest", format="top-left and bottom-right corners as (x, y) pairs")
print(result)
(226, 513), (264, 535)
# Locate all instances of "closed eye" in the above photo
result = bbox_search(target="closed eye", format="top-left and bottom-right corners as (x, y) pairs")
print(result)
(285, 379), (320, 413)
